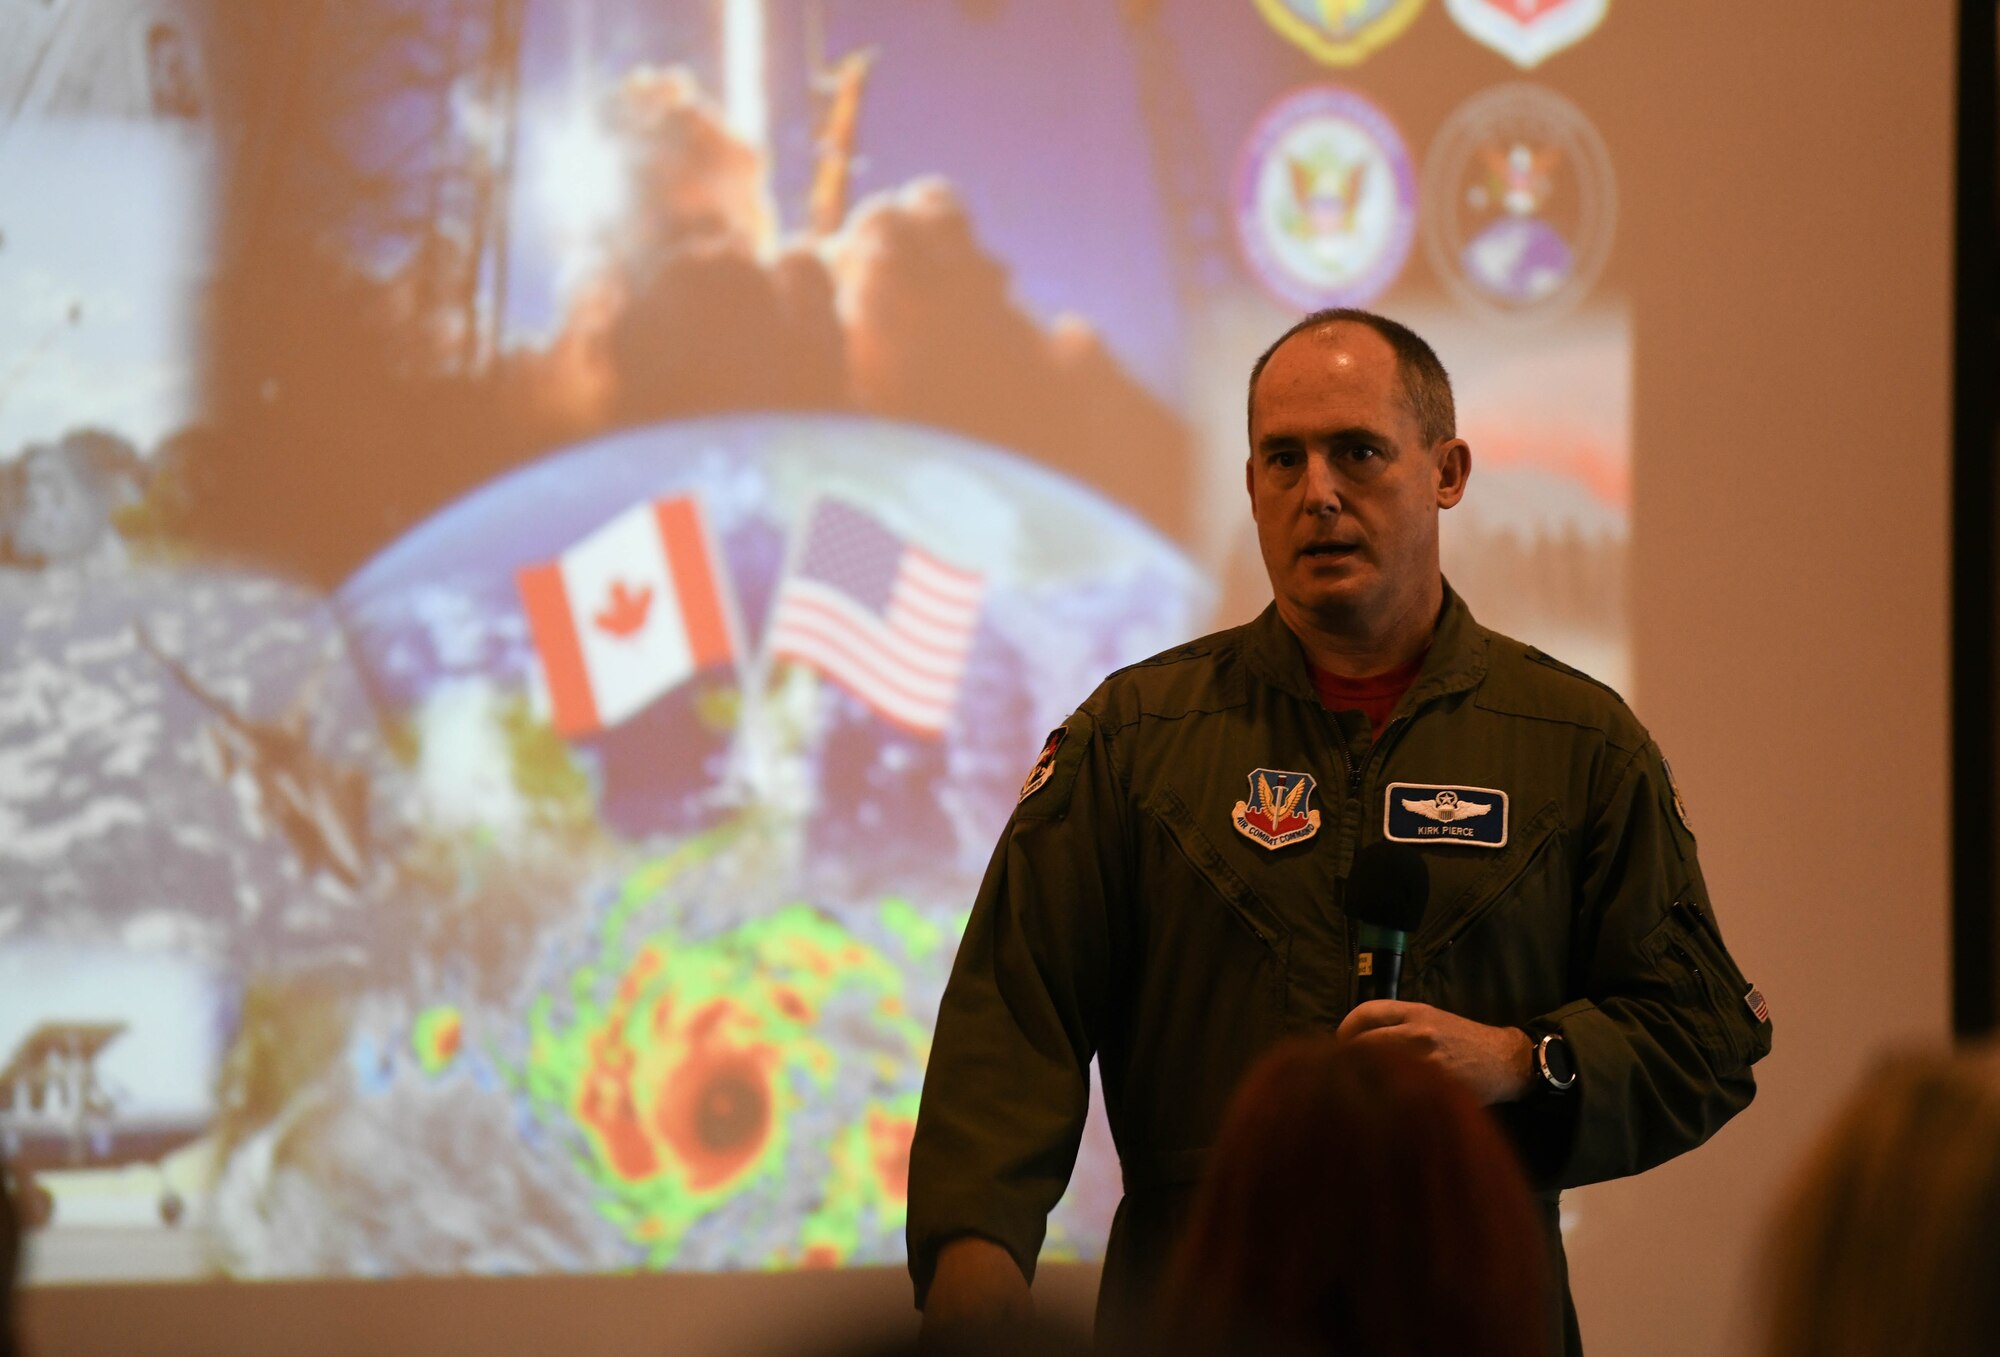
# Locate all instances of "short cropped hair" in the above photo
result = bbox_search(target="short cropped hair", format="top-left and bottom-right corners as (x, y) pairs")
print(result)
(1, 1161), (15, 1357)
(1246, 308), (1457, 447)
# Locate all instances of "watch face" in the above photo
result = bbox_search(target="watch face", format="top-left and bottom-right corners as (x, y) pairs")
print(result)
(1542, 1035), (1576, 1088)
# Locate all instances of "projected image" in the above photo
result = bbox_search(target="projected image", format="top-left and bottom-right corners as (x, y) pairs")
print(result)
(2, 0), (1625, 1282)
(307, 417), (1199, 1274)
(0, 949), (227, 1249)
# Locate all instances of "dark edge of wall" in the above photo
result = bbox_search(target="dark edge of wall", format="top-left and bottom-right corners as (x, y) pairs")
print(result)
(1953, 0), (1999, 1039)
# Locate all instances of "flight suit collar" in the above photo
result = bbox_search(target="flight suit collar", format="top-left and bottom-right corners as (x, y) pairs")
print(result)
(1399, 579), (1490, 715)
(1243, 579), (1491, 714)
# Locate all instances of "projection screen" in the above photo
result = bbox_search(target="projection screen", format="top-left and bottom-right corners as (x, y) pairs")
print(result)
(0, 0), (1641, 1289)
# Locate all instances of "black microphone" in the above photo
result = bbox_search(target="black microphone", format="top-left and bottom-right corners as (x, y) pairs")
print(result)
(1344, 843), (1430, 1004)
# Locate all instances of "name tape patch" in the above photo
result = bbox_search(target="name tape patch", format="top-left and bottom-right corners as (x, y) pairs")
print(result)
(1384, 782), (1509, 848)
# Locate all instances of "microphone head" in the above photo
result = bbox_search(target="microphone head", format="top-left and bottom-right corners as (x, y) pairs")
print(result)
(1344, 842), (1430, 935)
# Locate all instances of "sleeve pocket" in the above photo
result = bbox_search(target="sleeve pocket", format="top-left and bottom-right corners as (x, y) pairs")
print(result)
(1645, 896), (1772, 1074)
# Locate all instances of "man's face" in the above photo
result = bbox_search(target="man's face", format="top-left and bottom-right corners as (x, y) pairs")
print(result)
(1246, 324), (1469, 633)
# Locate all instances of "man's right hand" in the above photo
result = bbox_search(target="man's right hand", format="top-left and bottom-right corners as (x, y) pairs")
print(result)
(919, 1236), (1033, 1348)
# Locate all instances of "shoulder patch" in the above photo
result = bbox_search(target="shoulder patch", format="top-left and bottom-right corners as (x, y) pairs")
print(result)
(1644, 741), (1698, 860)
(1013, 710), (1095, 821)
(1662, 756), (1693, 834)
(1018, 726), (1068, 802)
(1526, 647), (1626, 704)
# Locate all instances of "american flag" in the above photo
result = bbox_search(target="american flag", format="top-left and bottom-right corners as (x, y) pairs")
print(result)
(768, 499), (985, 735)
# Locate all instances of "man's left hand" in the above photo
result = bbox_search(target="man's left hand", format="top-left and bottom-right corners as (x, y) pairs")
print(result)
(1335, 1000), (1535, 1105)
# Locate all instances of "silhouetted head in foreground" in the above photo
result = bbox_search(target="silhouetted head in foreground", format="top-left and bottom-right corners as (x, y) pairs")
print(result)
(1155, 1036), (1551, 1357)
(1, 1163), (18, 1357)
(1763, 1044), (2000, 1357)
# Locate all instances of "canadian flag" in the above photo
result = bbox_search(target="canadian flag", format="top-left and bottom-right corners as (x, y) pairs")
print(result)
(516, 496), (735, 737)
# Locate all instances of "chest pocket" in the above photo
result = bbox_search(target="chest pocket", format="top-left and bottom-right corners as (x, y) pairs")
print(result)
(1145, 785), (1292, 951)
(1407, 799), (1569, 1025)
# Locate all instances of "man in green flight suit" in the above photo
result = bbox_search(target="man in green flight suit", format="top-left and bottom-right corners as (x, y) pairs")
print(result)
(907, 309), (1772, 1354)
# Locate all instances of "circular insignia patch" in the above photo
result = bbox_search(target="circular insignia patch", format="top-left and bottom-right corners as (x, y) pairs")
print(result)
(1420, 83), (1615, 324)
(1234, 85), (1417, 312)
(1445, 0), (1610, 70)
(1253, 0), (1428, 68)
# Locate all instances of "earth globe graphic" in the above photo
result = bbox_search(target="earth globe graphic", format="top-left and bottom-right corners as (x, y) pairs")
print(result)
(332, 413), (1213, 1270)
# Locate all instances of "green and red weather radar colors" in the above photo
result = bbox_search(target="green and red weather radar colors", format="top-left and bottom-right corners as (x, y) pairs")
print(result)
(412, 1005), (464, 1075)
(520, 841), (930, 1268)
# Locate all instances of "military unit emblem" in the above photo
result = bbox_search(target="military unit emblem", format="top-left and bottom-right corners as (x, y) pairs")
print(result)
(1420, 82), (1615, 323)
(1018, 726), (1067, 802)
(1252, 0), (1429, 67)
(1385, 782), (1509, 847)
(1234, 85), (1417, 311)
(1232, 767), (1323, 850)
(1444, 0), (1610, 69)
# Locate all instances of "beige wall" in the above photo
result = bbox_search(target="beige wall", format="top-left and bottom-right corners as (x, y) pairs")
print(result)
(1568, 2), (1957, 1354)
(17, 2), (1960, 1354)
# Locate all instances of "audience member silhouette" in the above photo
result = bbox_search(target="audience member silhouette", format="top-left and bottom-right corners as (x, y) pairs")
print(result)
(1762, 1044), (2000, 1357)
(1153, 1036), (1554, 1357)
(1, 1163), (18, 1357)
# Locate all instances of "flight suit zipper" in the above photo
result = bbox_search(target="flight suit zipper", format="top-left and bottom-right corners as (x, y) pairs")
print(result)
(1333, 677), (1471, 1005)
(1341, 711), (1412, 1009)
(1321, 718), (1363, 1011)
(1362, 714), (1408, 796)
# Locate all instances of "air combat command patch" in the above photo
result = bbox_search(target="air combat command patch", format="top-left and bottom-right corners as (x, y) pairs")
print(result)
(1445, 0), (1610, 70)
(1234, 85), (1417, 312)
(1384, 782), (1510, 847)
(1420, 82), (1615, 323)
(1253, 0), (1428, 68)
(1232, 767), (1323, 850)
(1018, 726), (1068, 802)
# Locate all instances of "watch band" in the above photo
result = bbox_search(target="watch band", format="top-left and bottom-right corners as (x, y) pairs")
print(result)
(1533, 1031), (1577, 1093)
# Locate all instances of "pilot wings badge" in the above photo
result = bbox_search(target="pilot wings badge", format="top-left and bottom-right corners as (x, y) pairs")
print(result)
(1405, 790), (1490, 823)
(1232, 767), (1323, 850)
(1385, 782), (1510, 847)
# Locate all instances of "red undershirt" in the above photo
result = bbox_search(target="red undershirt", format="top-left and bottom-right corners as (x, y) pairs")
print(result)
(1311, 652), (1427, 737)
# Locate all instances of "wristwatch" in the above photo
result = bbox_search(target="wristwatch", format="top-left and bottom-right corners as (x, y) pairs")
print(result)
(1532, 1030), (1578, 1094)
